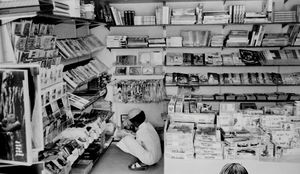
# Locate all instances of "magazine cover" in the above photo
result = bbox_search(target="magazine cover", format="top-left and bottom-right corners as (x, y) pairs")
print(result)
(0, 69), (32, 165)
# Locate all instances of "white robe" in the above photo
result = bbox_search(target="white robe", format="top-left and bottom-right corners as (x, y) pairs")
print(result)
(116, 122), (162, 165)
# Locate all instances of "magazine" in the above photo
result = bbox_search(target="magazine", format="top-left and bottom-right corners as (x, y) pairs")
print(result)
(0, 69), (32, 165)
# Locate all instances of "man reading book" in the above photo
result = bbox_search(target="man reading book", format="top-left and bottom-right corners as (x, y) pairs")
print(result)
(115, 108), (162, 171)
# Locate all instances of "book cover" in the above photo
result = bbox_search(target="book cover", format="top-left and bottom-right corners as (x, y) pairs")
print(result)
(0, 69), (32, 165)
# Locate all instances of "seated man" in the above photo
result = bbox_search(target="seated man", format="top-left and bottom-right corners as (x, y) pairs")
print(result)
(115, 108), (162, 171)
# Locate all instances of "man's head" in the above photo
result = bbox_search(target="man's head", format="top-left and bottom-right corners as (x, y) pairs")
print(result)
(128, 108), (145, 128)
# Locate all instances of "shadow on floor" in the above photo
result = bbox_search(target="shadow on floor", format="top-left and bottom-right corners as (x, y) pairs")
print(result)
(91, 143), (164, 174)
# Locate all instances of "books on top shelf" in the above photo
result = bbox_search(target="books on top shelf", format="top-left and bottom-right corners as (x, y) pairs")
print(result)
(110, 6), (124, 25)
(171, 8), (196, 25)
(228, 5), (245, 24)
(203, 10), (230, 24)
(244, 12), (269, 23)
(134, 15), (156, 25)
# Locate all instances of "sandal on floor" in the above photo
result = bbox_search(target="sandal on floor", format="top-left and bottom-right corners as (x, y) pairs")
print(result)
(128, 161), (149, 171)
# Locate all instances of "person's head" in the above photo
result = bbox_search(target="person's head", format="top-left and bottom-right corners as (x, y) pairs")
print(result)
(219, 163), (248, 174)
(128, 108), (145, 128)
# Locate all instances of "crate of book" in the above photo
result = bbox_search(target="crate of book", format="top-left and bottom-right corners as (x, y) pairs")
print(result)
(165, 122), (195, 159)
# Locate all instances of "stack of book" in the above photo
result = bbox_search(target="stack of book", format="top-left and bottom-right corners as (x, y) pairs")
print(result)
(181, 30), (211, 47)
(273, 11), (297, 23)
(134, 16), (156, 25)
(155, 6), (171, 24)
(165, 122), (195, 159)
(210, 34), (225, 47)
(127, 36), (149, 48)
(261, 33), (289, 46)
(171, 8), (196, 24)
(194, 124), (223, 159)
(106, 36), (127, 48)
(244, 12), (269, 23)
(203, 11), (230, 24)
(148, 38), (166, 47)
(226, 30), (249, 47)
(228, 5), (245, 24)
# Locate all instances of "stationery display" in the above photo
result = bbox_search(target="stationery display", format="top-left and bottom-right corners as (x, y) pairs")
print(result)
(113, 79), (166, 103)
(114, 51), (164, 76)
(166, 98), (300, 162)
(165, 71), (300, 86)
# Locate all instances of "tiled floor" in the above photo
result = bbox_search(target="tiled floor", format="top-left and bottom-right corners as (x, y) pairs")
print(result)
(91, 143), (164, 174)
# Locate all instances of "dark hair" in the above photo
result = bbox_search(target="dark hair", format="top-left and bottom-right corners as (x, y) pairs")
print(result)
(219, 163), (248, 174)
(129, 110), (145, 127)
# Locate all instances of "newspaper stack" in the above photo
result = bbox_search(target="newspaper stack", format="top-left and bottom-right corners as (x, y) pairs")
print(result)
(194, 124), (223, 159)
(165, 122), (195, 159)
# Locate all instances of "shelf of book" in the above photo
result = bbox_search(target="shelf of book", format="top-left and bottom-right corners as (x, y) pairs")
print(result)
(164, 98), (298, 103)
(165, 83), (300, 87)
(36, 12), (105, 27)
(109, 22), (300, 28)
(164, 64), (300, 67)
(107, 0), (266, 4)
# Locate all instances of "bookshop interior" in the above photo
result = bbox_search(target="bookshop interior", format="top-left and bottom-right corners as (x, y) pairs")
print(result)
(1, 0), (300, 174)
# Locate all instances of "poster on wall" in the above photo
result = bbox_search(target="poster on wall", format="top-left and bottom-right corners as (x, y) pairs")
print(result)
(0, 69), (33, 165)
